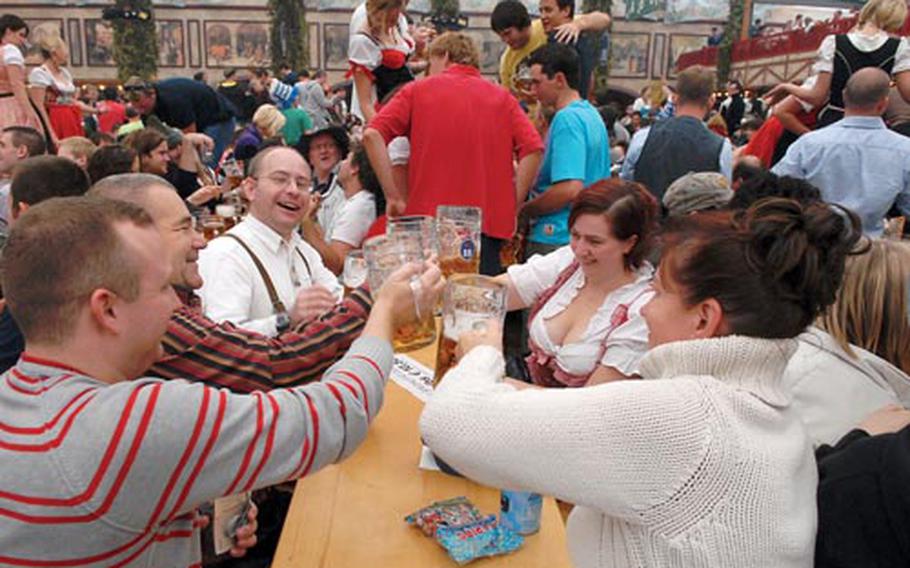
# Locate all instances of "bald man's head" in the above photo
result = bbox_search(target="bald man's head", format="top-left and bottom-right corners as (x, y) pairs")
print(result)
(843, 67), (891, 114)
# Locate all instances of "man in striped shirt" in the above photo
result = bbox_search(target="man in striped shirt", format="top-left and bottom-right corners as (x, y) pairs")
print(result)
(0, 168), (372, 392)
(0, 196), (441, 566)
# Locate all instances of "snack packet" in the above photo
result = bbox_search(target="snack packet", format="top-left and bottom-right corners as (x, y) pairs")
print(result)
(435, 514), (524, 565)
(405, 497), (483, 537)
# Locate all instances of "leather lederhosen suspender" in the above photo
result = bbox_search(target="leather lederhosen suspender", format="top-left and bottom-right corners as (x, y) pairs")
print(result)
(222, 234), (315, 315)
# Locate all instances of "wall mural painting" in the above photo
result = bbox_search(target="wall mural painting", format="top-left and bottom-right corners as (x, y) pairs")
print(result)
(205, 21), (270, 68)
(157, 20), (185, 67)
(323, 23), (349, 71)
(611, 32), (650, 78)
(85, 18), (115, 67)
(668, 33), (708, 77)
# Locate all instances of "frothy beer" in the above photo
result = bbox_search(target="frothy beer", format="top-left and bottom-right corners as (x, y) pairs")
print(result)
(439, 255), (479, 278)
(394, 311), (437, 352)
(433, 311), (488, 385)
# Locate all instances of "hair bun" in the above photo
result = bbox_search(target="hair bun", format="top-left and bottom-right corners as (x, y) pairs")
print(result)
(742, 198), (861, 317)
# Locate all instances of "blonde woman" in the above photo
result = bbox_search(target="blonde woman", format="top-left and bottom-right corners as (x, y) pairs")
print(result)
(233, 104), (286, 163)
(820, 239), (910, 374)
(348, 0), (414, 123)
(768, 0), (910, 126)
(28, 35), (95, 143)
(781, 237), (910, 447)
(0, 15), (41, 133)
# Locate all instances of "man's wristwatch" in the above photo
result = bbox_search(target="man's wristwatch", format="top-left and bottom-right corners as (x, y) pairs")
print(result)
(275, 311), (291, 334)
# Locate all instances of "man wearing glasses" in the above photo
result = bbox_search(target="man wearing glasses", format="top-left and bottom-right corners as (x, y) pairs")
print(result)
(197, 146), (342, 337)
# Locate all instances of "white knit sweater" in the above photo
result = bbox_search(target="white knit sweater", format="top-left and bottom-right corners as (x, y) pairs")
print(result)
(420, 336), (817, 568)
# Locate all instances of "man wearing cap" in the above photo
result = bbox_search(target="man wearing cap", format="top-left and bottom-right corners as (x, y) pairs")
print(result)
(297, 125), (351, 256)
(297, 125), (349, 197)
(125, 76), (237, 166)
(661, 172), (733, 217)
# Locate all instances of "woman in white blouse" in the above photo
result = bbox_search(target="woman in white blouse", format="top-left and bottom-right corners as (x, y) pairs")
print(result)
(421, 198), (863, 568)
(348, 0), (414, 123)
(497, 179), (658, 387)
(0, 15), (41, 133)
(28, 35), (96, 145)
(768, 0), (910, 126)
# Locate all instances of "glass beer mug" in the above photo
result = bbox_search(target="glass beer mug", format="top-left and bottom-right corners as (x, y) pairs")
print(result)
(387, 215), (439, 257)
(434, 275), (507, 385)
(363, 233), (437, 352)
(436, 206), (482, 277)
(342, 250), (368, 296)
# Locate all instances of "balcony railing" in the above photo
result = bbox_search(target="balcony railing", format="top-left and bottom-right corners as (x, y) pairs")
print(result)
(674, 13), (901, 72)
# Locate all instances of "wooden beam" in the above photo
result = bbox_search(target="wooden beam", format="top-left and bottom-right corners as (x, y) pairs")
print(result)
(740, 0), (753, 41)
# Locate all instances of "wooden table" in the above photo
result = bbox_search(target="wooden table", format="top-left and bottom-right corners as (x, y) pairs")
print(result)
(273, 328), (572, 567)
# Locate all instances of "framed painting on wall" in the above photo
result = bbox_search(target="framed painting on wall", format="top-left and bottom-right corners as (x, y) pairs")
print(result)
(668, 33), (707, 78)
(157, 20), (185, 68)
(651, 33), (666, 80)
(323, 23), (349, 71)
(24, 19), (64, 66)
(84, 19), (115, 67)
(204, 20), (270, 68)
(610, 32), (650, 78)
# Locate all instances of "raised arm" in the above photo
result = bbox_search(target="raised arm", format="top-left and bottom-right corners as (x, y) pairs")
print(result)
(773, 94), (814, 136)
(151, 286), (373, 391)
(766, 72), (831, 109)
(420, 344), (710, 513)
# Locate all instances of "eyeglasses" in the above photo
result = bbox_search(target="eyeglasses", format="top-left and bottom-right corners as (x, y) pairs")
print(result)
(253, 172), (312, 190)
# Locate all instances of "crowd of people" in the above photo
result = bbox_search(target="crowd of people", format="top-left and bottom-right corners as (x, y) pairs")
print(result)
(0, 0), (908, 566)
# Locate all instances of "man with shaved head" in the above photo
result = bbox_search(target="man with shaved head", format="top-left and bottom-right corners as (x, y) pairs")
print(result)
(773, 67), (910, 236)
(197, 146), (343, 337)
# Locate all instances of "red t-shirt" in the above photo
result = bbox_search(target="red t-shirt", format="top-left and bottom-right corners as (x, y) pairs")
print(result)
(98, 100), (127, 134)
(367, 65), (543, 240)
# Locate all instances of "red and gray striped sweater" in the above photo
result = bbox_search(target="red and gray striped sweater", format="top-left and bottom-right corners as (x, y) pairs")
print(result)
(0, 336), (390, 567)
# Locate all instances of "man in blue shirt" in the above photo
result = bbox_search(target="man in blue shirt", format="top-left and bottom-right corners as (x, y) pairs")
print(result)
(521, 42), (610, 257)
(773, 67), (910, 236)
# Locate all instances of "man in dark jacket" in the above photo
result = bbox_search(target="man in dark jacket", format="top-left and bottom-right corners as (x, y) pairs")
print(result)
(125, 76), (237, 167)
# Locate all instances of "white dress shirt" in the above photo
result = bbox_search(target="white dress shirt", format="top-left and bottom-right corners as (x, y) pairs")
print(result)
(197, 215), (342, 337)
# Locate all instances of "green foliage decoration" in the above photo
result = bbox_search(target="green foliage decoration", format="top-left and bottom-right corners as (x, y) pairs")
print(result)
(269, 0), (309, 72)
(111, 0), (157, 82)
(717, 0), (744, 84)
(583, 0), (613, 97)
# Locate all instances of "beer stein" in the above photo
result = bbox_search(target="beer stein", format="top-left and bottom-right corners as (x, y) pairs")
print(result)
(436, 205), (482, 277)
(363, 233), (437, 352)
(201, 214), (226, 241)
(342, 250), (367, 296)
(434, 275), (506, 385)
(215, 204), (239, 230)
(387, 215), (439, 258)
